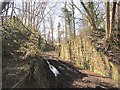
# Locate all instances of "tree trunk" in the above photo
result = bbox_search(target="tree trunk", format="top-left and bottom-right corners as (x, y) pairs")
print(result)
(58, 22), (61, 57)
(71, 0), (76, 38)
(30, 1), (33, 29)
(105, 1), (110, 40)
(43, 19), (46, 41)
(24, 2), (27, 25)
(89, 2), (96, 31)
(22, 1), (24, 23)
(80, 1), (97, 31)
(50, 14), (54, 43)
(64, 1), (68, 41)
(32, 2), (36, 31)
(109, 1), (117, 38)
(28, 2), (31, 28)
(118, 1), (120, 31)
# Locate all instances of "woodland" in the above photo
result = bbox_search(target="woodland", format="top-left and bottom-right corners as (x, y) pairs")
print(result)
(0, 0), (120, 89)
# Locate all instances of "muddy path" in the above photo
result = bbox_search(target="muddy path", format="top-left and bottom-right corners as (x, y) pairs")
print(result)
(11, 56), (118, 89)
(2, 51), (119, 89)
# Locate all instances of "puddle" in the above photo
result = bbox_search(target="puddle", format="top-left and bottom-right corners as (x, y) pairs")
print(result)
(46, 60), (60, 77)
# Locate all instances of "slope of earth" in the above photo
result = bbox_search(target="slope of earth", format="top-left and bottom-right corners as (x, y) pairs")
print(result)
(2, 51), (119, 89)
(45, 57), (119, 88)
(43, 51), (119, 88)
(2, 57), (29, 88)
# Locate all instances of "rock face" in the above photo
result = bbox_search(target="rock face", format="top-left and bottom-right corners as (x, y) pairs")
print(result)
(60, 31), (120, 83)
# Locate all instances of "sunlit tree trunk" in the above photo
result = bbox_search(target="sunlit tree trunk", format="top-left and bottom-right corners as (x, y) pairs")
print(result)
(10, 2), (14, 18)
(22, 1), (24, 23)
(118, 1), (120, 31)
(67, 12), (73, 63)
(105, 1), (110, 40)
(80, 1), (97, 31)
(49, 12), (54, 44)
(117, 1), (120, 40)
(24, 2), (27, 25)
(32, 2), (36, 31)
(109, 1), (117, 38)
(43, 18), (46, 41)
(28, 2), (30, 28)
(71, 0), (76, 38)
(57, 22), (61, 57)
(88, 1), (96, 31)
(64, 1), (68, 41)
(30, 1), (33, 29)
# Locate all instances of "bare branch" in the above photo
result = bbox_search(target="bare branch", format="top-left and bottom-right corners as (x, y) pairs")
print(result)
(72, 2), (89, 21)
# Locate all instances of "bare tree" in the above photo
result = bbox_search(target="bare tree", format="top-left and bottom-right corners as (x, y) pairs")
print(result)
(109, 1), (117, 38)
(105, 1), (117, 41)
(48, 11), (55, 43)
(118, 1), (120, 32)
(71, 0), (76, 38)
(0, 1), (10, 14)
(80, 0), (97, 31)
(18, 0), (47, 31)
(105, 1), (110, 40)
(64, 1), (68, 41)
(57, 22), (61, 57)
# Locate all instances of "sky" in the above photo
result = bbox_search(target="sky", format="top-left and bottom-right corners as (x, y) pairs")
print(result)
(1, 0), (99, 40)
(1, 0), (117, 40)
(0, 0), (119, 2)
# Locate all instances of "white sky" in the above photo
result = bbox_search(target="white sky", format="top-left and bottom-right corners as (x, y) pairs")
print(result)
(1, 0), (116, 40)
(1, 0), (119, 2)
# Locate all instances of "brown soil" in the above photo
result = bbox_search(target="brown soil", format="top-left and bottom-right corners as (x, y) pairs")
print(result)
(2, 57), (29, 88)
(2, 51), (119, 89)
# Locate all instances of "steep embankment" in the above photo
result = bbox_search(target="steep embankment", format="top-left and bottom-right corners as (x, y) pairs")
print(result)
(60, 30), (120, 83)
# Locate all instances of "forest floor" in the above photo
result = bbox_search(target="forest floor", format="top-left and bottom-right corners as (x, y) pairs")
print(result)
(2, 51), (119, 89)
(43, 51), (119, 88)
(2, 57), (30, 88)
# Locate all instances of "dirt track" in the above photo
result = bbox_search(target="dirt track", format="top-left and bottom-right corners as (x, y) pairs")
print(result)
(15, 57), (118, 88)
(44, 58), (118, 88)
(2, 51), (119, 89)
